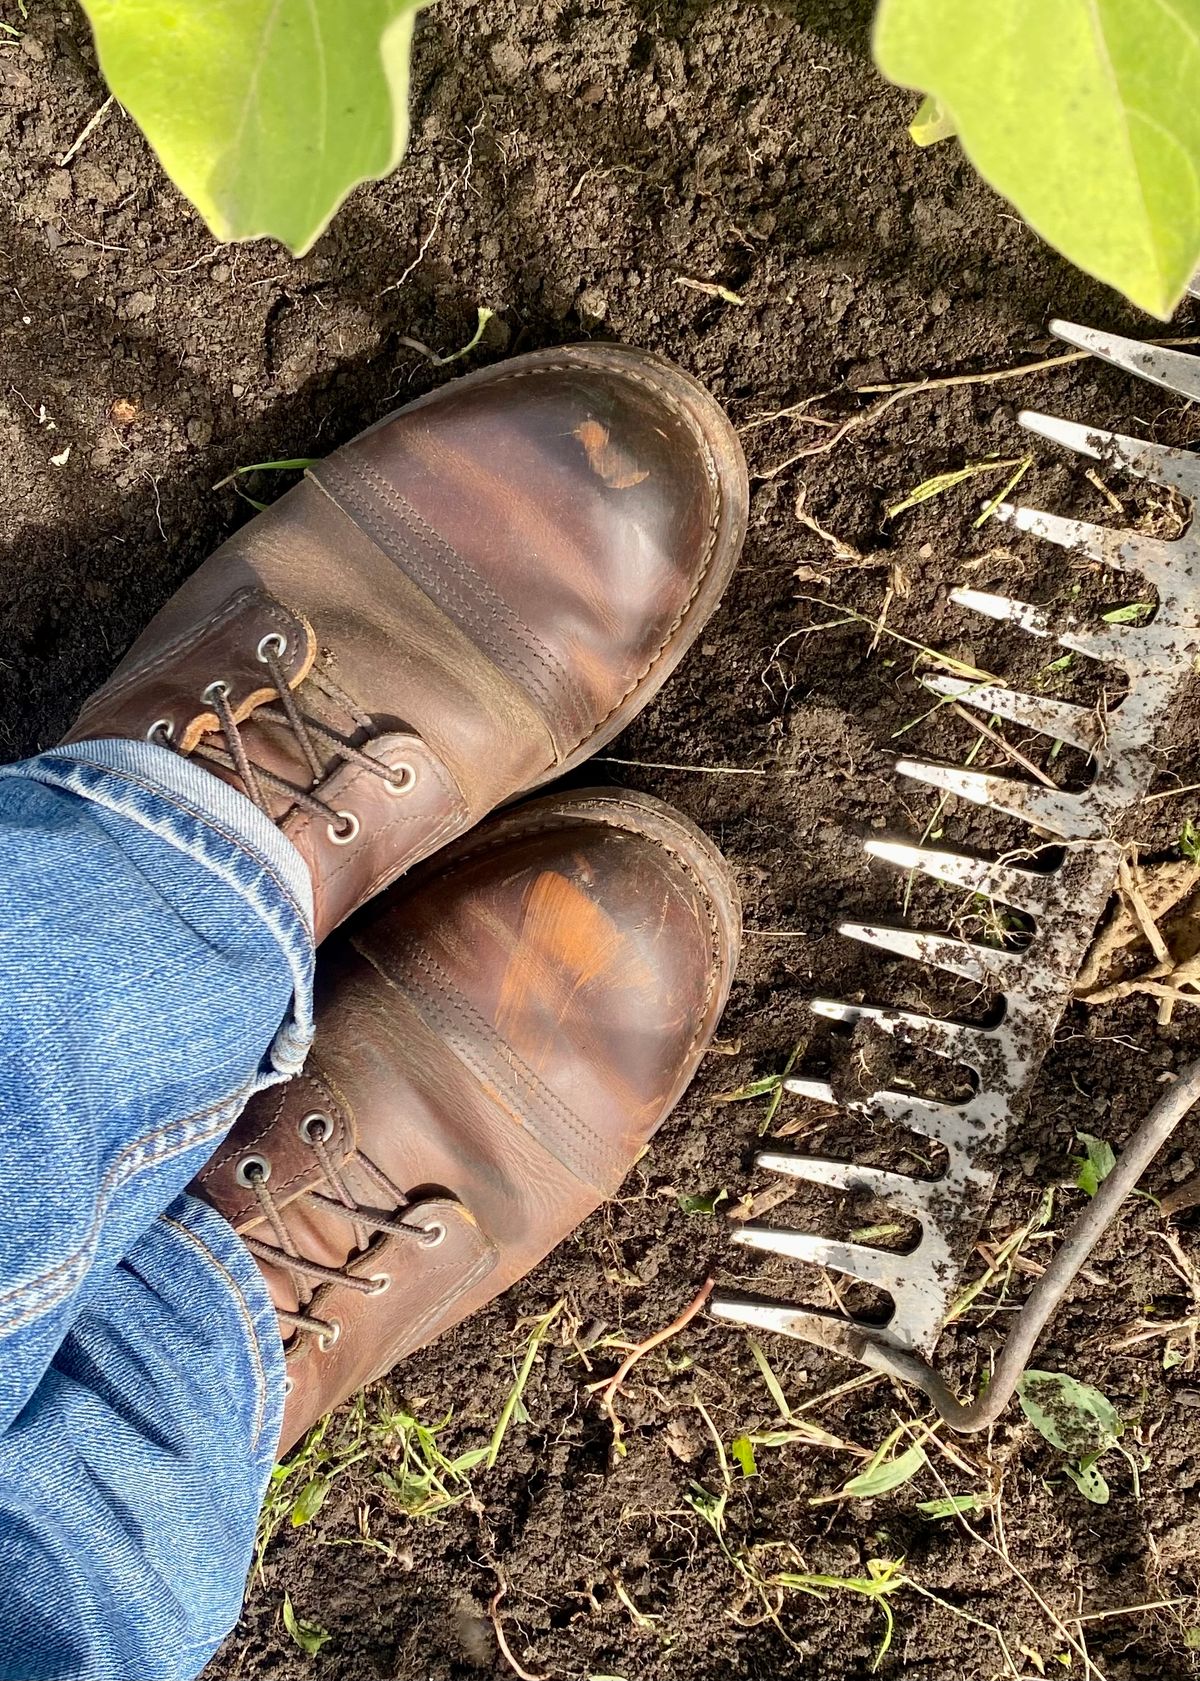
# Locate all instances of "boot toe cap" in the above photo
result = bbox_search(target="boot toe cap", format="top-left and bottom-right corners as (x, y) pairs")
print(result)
(361, 789), (740, 1195)
(333, 347), (748, 756)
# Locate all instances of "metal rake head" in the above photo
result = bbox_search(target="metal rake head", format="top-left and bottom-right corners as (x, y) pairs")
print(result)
(712, 318), (1200, 1398)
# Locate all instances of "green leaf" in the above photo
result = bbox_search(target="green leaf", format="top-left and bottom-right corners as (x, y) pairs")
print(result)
(1181, 818), (1200, 864)
(677, 1187), (728, 1216)
(730, 1434), (759, 1477)
(1101, 601), (1155, 624)
(1072, 1132), (1116, 1198)
(282, 1593), (332, 1657)
(715, 1075), (782, 1103)
(748, 1337), (794, 1421)
(916, 1493), (984, 1518)
(841, 1441), (926, 1499)
(1016, 1370), (1122, 1458)
(909, 93), (956, 146)
(78, 0), (423, 255)
(290, 1475), (331, 1527)
(1064, 1459), (1111, 1504)
(873, 0), (1200, 318)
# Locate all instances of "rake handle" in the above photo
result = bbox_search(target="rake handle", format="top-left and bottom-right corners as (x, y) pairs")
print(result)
(868, 1054), (1200, 1432)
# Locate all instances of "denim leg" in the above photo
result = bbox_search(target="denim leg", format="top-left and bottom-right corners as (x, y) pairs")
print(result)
(0, 739), (313, 1681)
(0, 739), (313, 1429)
(0, 1194), (285, 1681)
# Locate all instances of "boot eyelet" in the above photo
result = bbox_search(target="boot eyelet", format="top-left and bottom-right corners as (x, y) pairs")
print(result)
(202, 679), (230, 704)
(419, 1220), (447, 1249)
(235, 1153), (271, 1187)
(283, 1373), (295, 1396)
(327, 810), (360, 846)
(299, 1112), (330, 1144)
(147, 718), (174, 743)
(367, 1273), (392, 1295)
(256, 632), (288, 661)
(383, 763), (416, 796)
(317, 1320), (342, 1352)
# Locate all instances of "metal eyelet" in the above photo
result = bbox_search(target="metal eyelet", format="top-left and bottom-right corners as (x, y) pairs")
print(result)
(367, 1273), (392, 1295)
(317, 1320), (342, 1352)
(147, 718), (174, 743)
(419, 1220), (447, 1249)
(383, 762), (416, 797)
(202, 679), (230, 704)
(235, 1153), (271, 1187)
(282, 1373), (295, 1397)
(256, 632), (288, 661)
(298, 1112), (330, 1144)
(327, 810), (360, 846)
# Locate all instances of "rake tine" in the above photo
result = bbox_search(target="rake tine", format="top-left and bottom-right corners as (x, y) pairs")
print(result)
(731, 1223), (907, 1289)
(949, 587), (1054, 636)
(864, 836), (1058, 915)
(708, 1292), (912, 1358)
(839, 920), (1021, 986)
(781, 1076), (971, 1147)
(1050, 319), (1200, 403)
(781, 1075), (836, 1104)
(810, 997), (995, 1073)
(894, 758), (1092, 838)
(923, 673), (1102, 752)
(1018, 410), (1200, 502)
(755, 1149), (932, 1215)
(995, 502), (1175, 582)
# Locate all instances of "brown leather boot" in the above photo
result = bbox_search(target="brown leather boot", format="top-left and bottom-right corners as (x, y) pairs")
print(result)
(191, 788), (740, 1452)
(63, 348), (747, 940)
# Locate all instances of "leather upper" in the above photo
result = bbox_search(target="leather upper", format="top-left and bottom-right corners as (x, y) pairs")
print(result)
(193, 789), (741, 1452)
(64, 347), (747, 940)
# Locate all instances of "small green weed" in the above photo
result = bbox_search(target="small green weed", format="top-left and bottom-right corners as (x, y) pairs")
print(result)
(1071, 1132), (1116, 1198)
(715, 1038), (805, 1135)
(1101, 601), (1155, 625)
(212, 456), (319, 511)
(884, 455), (1026, 521)
(282, 1592), (331, 1657)
(1181, 818), (1200, 864)
(1016, 1370), (1133, 1504)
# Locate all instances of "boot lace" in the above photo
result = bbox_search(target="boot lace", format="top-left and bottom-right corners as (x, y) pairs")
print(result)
(236, 1112), (445, 1352)
(149, 634), (413, 839)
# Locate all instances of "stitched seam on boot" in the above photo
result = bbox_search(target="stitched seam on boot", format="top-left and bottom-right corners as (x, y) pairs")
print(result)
(355, 938), (626, 1190)
(314, 455), (588, 742)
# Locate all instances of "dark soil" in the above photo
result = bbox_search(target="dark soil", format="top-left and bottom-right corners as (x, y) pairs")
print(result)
(6, 3), (1200, 1679)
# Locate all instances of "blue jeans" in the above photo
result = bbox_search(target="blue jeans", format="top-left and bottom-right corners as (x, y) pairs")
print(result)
(0, 739), (315, 1681)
